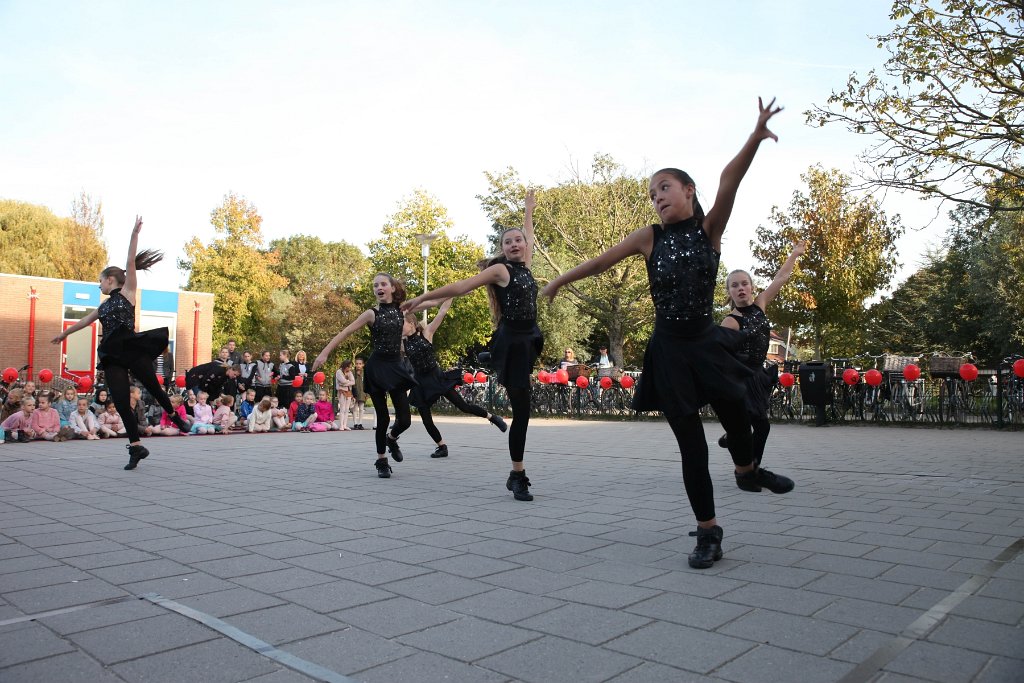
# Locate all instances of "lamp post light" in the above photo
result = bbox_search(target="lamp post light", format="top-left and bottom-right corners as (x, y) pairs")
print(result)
(413, 233), (439, 324)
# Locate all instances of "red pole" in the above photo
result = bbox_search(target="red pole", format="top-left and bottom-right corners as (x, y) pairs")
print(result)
(192, 301), (201, 367)
(27, 287), (39, 380)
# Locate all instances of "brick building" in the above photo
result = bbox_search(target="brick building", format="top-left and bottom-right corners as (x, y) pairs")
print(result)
(0, 272), (214, 384)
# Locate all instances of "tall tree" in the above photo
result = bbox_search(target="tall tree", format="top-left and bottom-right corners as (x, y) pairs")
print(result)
(0, 200), (108, 280)
(751, 166), (904, 358)
(478, 156), (657, 366)
(806, 0), (1024, 212)
(178, 193), (286, 351)
(70, 191), (105, 242)
(367, 191), (492, 367)
(269, 235), (369, 296)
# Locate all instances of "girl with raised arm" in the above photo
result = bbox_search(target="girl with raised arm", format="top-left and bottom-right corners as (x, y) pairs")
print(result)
(718, 241), (807, 466)
(312, 273), (416, 478)
(542, 99), (794, 568)
(52, 217), (189, 470)
(403, 190), (540, 501)
(402, 299), (508, 459)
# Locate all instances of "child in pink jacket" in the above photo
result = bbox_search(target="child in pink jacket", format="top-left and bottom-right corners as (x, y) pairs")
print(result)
(313, 389), (337, 430)
(213, 395), (236, 433)
(98, 401), (128, 437)
(1, 396), (37, 442)
(30, 394), (64, 441)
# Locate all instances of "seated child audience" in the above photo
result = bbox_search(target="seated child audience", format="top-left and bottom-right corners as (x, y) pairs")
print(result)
(314, 389), (337, 430)
(71, 397), (101, 440)
(237, 388), (256, 427)
(32, 393), (67, 441)
(2, 396), (36, 442)
(153, 394), (188, 436)
(248, 397), (273, 433)
(269, 396), (290, 431)
(91, 388), (109, 417)
(288, 390), (303, 424)
(98, 400), (128, 438)
(213, 395), (236, 433)
(129, 386), (154, 437)
(190, 391), (215, 434)
(1, 388), (25, 423)
(55, 387), (78, 427)
(292, 391), (317, 431)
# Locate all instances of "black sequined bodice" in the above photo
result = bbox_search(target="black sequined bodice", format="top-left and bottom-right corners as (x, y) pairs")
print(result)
(403, 333), (439, 374)
(733, 304), (771, 368)
(497, 261), (537, 322)
(370, 303), (404, 356)
(97, 289), (135, 337)
(646, 218), (719, 328)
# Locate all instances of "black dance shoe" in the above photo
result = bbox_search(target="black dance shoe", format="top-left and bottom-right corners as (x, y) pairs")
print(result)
(735, 467), (794, 494)
(717, 434), (729, 449)
(430, 444), (449, 458)
(688, 525), (723, 569)
(488, 414), (508, 433)
(374, 458), (392, 478)
(506, 470), (533, 501)
(386, 435), (403, 462)
(124, 444), (150, 471)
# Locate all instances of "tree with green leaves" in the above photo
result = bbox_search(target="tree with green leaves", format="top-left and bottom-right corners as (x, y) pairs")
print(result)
(366, 191), (492, 367)
(807, 0), (1023, 212)
(478, 155), (657, 366)
(178, 193), (286, 351)
(751, 166), (904, 359)
(0, 199), (108, 280)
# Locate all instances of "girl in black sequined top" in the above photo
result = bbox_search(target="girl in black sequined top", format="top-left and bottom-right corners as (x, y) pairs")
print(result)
(403, 190), (540, 502)
(313, 273), (417, 479)
(719, 241), (806, 467)
(52, 217), (187, 471)
(401, 300), (507, 460)
(543, 98), (794, 569)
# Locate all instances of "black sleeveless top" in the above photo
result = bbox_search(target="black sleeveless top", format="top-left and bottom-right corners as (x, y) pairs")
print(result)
(729, 304), (771, 369)
(97, 289), (135, 341)
(496, 261), (537, 323)
(370, 303), (404, 357)
(403, 333), (438, 374)
(646, 218), (719, 330)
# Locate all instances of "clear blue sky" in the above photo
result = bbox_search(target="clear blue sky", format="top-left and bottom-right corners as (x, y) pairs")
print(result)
(0, 0), (947, 292)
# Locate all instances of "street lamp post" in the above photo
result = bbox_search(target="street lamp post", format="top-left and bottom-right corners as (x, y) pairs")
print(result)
(413, 233), (439, 325)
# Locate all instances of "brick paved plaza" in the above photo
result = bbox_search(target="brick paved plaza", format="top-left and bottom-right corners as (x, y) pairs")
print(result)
(1, 418), (1022, 682)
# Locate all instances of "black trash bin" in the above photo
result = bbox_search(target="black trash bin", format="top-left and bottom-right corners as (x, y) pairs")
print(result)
(799, 361), (832, 426)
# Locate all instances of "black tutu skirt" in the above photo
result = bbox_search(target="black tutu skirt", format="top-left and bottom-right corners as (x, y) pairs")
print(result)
(364, 352), (417, 395)
(409, 367), (461, 410)
(632, 321), (752, 419)
(489, 319), (544, 390)
(97, 327), (169, 367)
(743, 364), (778, 418)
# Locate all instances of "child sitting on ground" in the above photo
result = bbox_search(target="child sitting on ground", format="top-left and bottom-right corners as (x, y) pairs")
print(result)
(98, 400), (127, 438)
(288, 389), (303, 424)
(32, 393), (68, 441)
(237, 388), (256, 428)
(269, 396), (290, 431)
(314, 389), (338, 430)
(153, 394), (188, 436)
(190, 391), (215, 434)
(129, 386), (154, 437)
(71, 397), (101, 440)
(292, 391), (317, 431)
(55, 387), (78, 428)
(213, 395), (236, 433)
(91, 388), (109, 416)
(1, 388), (24, 424)
(2, 396), (36, 442)
(248, 397), (273, 433)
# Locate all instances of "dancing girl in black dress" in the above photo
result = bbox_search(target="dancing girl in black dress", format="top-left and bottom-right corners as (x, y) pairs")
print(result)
(52, 217), (188, 470)
(543, 99), (794, 568)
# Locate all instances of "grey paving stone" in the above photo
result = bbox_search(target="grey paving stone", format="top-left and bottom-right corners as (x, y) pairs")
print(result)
(479, 566), (585, 594)
(240, 668), (323, 683)
(68, 613), (218, 664)
(62, 548), (158, 570)
(157, 542), (251, 563)
(973, 656), (1024, 683)
(422, 553), (520, 579)
(191, 554), (292, 578)
(358, 651), (508, 683)
(518, 603), (653, 645)
(546, 579), (660, 610)
(284, 627), (414, 675)
(719, 609), (859, 655)
(827, 628), (893, 663)
(879, 564), (973, 590)
(121, 571), (238, 598)
(444, 587), (562, 623)
(276, 578), (393, 613)
(4, 577), (127, 613)
(604, 620), (754, 672)
(41, 539), (129, 558)
(89, 558), (194, 584)
(371, 543), (464, 563)
(794, 552), (895, 578)
(385, 571), (492, 605)
(636, 569), (747, 597)
(625, 591), (750, 629)
(225, 604), (347, 645)
(929, 615), (1024, 658)
(804, 573), (920, 604)
(605, 661), (718, 682)
(0, 564), (90, 592)
(398, 616), (538, 662)
(0, 651), (125, 683)
(0, 553), (62, 574)
(39, 597), (165, 634)
(247, 539), (331, 559)
(331, 596), (460, 637)
(718, 562), (825, 588)
(332, 558), (432, 585)
(512, 547), (603, 573)
(814, 598), (923, 634)
(111, 637), (279, 682)
(0, 621), (75, 667)
(479, 634), (640, 683)
(281, 549), (377, 575)
(714, 644), (855, 683)
(884, 640), (991, 683)
(230, 567), (340, 594)
(718, 582), (837, 616)
(176, 587), (286, 617)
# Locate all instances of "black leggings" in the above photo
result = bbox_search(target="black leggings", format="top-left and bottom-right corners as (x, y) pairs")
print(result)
(420, 388), (488, 444)
(666, 398), (753, 522)
(104, 355), (176, 443)
(506, 387), (530, 463)
(751, 416), (770, 465)
(369, 389), (411, 455)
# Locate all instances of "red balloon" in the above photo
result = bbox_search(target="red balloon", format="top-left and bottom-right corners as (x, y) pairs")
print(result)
(576, 376), (589, 388)
(2, 367), (17, 383)
(76, 376), (93, 392)
(475, 371), (487, 384)
(537, 371), (550, 384)
(38, 369), (53, 383)
(903, 364), (921, 381)
(959, 363), (978, 381)
(291, 376), (304, 388)
(779, 372), (795, 387)
(600, 376), (612, 390)
(865, 369), (883, 387)
(313, 371), (326, 384)
(175, 375), (187, 388)
(1014, 359), (1024, 379)
(156, 375), (164, 386)
(463, 372), (474, 384)
(842, 368), (860, 386)
(620, 375), (635, 389)
(554, 369), (569, 384)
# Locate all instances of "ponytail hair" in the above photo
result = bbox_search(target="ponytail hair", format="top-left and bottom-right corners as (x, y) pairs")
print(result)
(403, 312), (425, 335)
(373, 273), (407, 305)
(100, 248), (165, 285)
(653, 168), (705, 224)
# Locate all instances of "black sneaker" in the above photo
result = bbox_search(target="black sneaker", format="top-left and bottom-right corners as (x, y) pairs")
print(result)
(124, 444), (150, 471)
(430, 444), (449, 458)
(505, 470), (533, 501)
(735, 467), (794, 494)
(374, 458), (392, 478)
(488, 414), (508, 433)
(717, 434), (729, 449)
(688, 525), (723, 569)
(386, 435), (403, 462)
(353, 424), (363, 430)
